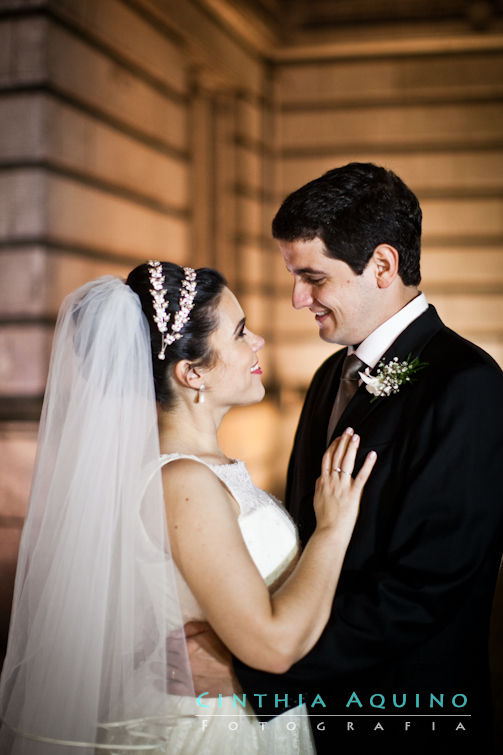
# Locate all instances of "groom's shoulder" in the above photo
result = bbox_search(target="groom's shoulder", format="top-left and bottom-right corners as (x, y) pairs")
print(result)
(426, 325), (501, 375)
(423, 325), (503, 398)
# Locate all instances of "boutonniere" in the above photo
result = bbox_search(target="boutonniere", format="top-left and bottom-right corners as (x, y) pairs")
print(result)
(359, 354), (428, 402)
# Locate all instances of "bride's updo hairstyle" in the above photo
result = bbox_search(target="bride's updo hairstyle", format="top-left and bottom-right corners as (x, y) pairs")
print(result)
(126, 261), (226, 408)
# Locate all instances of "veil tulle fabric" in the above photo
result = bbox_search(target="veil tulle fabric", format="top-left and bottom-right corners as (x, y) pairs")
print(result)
(0, 277), (195, 754)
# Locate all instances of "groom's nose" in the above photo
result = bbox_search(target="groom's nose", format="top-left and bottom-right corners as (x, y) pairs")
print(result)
(292, 278), (313, 309)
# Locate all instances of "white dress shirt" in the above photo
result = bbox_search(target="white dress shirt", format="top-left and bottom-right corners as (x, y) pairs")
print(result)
(349, 292), (429, 369)
(326, 292), (428, 442)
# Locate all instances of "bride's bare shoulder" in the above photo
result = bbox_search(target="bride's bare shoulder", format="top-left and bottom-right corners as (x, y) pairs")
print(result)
(161, 457), (233, 513)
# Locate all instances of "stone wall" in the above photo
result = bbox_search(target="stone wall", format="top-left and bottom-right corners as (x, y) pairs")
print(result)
(0, 0), (276, 655)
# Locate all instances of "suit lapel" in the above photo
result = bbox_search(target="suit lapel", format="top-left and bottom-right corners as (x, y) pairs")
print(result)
(328, 305), (445, 443)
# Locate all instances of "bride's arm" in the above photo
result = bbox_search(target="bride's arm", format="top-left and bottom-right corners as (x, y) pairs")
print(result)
(163, 429), (376, 674)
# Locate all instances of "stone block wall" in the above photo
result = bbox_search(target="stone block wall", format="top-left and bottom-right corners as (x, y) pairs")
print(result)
(0, 0), (275, 655)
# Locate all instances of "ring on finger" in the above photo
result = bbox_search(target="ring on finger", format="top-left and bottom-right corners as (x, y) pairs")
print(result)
(333, 467), (351, 476)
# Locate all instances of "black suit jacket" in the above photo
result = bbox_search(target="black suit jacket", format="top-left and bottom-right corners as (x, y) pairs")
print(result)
(234, 307), (503, 753)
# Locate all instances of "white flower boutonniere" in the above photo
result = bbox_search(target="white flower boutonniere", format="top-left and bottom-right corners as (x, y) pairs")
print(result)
(359, 354), (428, 402)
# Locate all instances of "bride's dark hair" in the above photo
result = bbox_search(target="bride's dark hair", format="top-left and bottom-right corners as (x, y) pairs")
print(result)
(126, 262), (226, 408)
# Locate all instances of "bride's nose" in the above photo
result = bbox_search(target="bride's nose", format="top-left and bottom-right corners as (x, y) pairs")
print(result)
(250, 331), (265, 351)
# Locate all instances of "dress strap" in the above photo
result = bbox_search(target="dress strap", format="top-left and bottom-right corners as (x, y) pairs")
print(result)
(160, 452), (214, 471)
(159, 453), (242, 513)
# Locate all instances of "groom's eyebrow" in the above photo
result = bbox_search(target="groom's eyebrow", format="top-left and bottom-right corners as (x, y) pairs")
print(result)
(293, 266), (326, 275)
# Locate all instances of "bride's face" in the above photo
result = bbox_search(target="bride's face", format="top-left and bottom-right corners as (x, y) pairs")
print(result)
(204, 287), (265, 408)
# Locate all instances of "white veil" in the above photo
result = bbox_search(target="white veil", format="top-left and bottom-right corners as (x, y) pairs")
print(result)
(0, 276), (195, 754)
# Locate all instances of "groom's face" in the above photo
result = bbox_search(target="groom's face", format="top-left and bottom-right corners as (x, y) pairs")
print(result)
(279, 236), (379, 346)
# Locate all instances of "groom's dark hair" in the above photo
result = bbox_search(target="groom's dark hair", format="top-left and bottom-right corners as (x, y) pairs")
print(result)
(272, 162), (421, 286)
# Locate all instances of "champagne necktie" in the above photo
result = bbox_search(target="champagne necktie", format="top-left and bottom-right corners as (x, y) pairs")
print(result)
(327, 353), (367, 444)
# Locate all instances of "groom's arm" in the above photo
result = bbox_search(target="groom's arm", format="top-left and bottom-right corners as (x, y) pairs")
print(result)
(184, 621), (240, 697)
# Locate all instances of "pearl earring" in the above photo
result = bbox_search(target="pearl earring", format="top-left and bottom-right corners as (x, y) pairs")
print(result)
(196, 384), (205, 404)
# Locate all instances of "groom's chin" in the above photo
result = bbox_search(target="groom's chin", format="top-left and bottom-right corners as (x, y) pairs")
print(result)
(318, 329), (341, 345)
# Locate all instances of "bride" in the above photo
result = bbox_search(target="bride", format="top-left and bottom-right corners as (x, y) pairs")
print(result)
(0, 261), (376, 754)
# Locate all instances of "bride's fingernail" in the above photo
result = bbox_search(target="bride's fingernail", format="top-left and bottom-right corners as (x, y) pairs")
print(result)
(352, 434), (359, 443)
(345, 427), (354, 435)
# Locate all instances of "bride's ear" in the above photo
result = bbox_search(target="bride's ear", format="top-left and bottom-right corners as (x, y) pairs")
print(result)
(172, 360), (204, 390)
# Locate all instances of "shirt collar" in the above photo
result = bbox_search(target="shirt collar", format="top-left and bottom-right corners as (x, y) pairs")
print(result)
(349, 292), (428, 369)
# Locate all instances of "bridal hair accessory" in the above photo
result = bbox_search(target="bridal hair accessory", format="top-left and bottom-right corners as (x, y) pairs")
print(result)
(196, 384), (206, 404)
(148, 260), (170, 358)
(148, 260), (197, 359)
(359, 354), (428, 402)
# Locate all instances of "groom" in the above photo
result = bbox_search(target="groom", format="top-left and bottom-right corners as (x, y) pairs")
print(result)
(231, 163), (503, 753)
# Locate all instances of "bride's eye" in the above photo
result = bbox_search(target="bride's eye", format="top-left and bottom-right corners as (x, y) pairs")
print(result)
(234, 317), (247, 339)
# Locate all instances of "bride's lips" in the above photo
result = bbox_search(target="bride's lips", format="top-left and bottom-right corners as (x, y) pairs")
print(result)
(250, 361), (263, 375)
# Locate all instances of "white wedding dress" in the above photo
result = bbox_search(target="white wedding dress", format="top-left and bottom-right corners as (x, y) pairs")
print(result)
(158, 453), (316, 755)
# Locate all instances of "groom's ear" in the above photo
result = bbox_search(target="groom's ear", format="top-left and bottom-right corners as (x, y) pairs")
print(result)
(372, 244), (399, 289)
